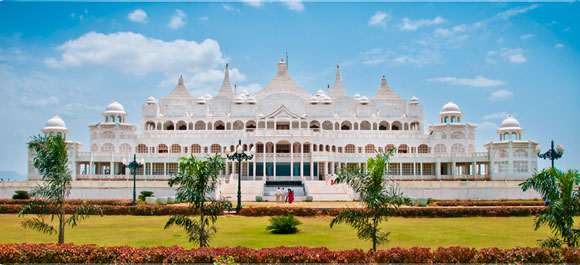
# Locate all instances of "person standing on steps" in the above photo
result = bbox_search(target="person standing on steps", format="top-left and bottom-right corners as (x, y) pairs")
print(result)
(281, 188), (286, 203)
(275, 187), (281, 203)
(288, 189), (295, 204)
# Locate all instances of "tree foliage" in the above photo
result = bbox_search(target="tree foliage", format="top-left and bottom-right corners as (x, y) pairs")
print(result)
(21, 134), (102, 244)
(520, 168), (580, 248)
(165, 154), (232, 247)
(330, 149), (405, 251)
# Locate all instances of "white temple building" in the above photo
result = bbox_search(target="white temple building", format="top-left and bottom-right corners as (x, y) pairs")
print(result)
(29, 59), (540, 200)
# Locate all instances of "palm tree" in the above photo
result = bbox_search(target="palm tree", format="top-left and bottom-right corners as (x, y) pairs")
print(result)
(21, 134), (101, 244)
(520, 168), (580, 248)
(330, 149), (405, 251)
(165, 154), (232, 247)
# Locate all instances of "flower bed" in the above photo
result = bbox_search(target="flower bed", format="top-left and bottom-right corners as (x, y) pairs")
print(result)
(0, 199), (133, 206)
(434, 200), (545, 207)
(0, 205), (545, 217)
(0, 244), (578, 263)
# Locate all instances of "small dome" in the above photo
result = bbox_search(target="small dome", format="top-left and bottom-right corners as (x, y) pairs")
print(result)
(247, 96), (256, 104)
(440, 101), (461, 114)
(500, 116), (521, 130)
(197, 97), (207, 104)
(146, 96), (156, 104)
(234, 95), (244, 104)
(359, 96), (369, 104)
(316, 89), (324, 96)
(205, 93), (212, 99)
(409, 96), (420, 105)
(44, 115), (67, 130)
(105, 101), (126, 114)
(354, 93), (361, 99)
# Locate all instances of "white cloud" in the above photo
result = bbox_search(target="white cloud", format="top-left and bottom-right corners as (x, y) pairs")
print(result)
(474, 121), (499, 131)
(280, 0), (304, 12)
(495, 4), (539, 20)
(520, 34), (534, 40)
(433, 24), (466, 38)
(19, 95), (59, 107)
(487, 48), (527, 64)
(168, 9), (187, 29)
(554, 43), (564, 48)
(563, 27), (570, 32)
(547, 20), (557, 26)
(400, 16), (445, 31)
(488, 89), (513, 101)
(128, 9), (148, 23)
(483, 111), (511, 120)
(198, 16), (209, 21)
(222, 4), (240, 13)
(241, 0), (263, 7)
(44, 31), (228, 76)
(393, 55), (422, 67)
(368, 11), (390, 29)
(427, 76), (505, 87)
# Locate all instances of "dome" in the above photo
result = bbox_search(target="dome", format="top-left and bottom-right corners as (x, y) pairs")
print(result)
(205, 93), (212, 99)
(500, 116), (521, 130)
(146, 96), (156, 104)
(247, 96), (256, 104)
(440, 101), (461, 114)
(359, 96), (369, 104)
(105, 101), (126, 114)
(44, 115), (67, 130)
(409, 96), (420, 105)
(316, 89), (324, 96)
(354, 93), (361, 99)
(234, 95), (244, 104)
(197, 97), (207, 104)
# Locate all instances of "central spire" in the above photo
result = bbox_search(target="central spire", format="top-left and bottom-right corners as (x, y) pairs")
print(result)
(277, 58), (287, 74)
(330, 64), (348, 98)
(217, 63), (235, 98)
(372, 75), (402, 100)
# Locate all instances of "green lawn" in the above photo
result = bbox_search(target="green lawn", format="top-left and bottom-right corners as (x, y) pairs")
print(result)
(0, 214), (569, 250)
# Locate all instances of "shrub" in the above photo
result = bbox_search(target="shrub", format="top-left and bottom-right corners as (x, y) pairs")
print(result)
(305, 196), (313, 202)
(266, 215), (302, 234)
(139, 191), (154, 201)
(12, 190), (30, 200)
(255, 196), (263, 202)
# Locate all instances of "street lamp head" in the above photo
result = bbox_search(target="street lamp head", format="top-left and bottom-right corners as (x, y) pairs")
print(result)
(250, 146), (255, 156)
(139, 158), (145, 165)
(535, 145), (541, 155)
(122, 158), (127, 165)
(556, 144), (564, 154)
(225, 147), (231, 156)
(236, 145), (243, 154)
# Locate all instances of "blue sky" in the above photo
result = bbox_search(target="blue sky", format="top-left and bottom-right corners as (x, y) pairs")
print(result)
(0, 1), (578, 177)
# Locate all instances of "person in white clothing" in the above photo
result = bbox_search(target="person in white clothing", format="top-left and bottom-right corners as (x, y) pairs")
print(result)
(275, 187), (281, 203)
(281, 188), (286, 203)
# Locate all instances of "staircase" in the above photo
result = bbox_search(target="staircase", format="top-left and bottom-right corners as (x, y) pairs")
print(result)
(263, 181), (307, 202)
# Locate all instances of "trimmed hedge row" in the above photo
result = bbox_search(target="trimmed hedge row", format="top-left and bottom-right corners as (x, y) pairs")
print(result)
(434, 200), (545, 207)
(0, 199), (133, 206)
(0, 204), (545, 217)
(240, 206), (546, 217)
(0, 244), (578, 264)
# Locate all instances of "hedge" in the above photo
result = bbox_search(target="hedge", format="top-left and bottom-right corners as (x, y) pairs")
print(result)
(434, 200), (545, 207)
(240, 206), (546, 217)
(0, 244), (578, 263)
(0, 205), (545, 217)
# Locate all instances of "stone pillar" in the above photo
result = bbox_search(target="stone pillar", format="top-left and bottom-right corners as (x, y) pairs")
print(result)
(310, 144), (314, 180)
(253, 149), (257, 181)
(273, 143), (277, 180)
(300, 143), (304, 179)
(290, 143), (294, 180)
(436, 161), (441, 179)
(263, 143), (267, 180)
(451, 162), (456, 178)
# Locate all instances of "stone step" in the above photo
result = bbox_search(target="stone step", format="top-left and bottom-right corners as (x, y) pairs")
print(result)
(262, 195), (307, 202)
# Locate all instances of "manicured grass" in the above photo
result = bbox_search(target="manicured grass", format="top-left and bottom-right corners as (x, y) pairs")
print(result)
(1, 214), (572, 250)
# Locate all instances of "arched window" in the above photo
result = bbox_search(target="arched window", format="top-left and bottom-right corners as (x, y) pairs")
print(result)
(451, 143), (465, 153)
(495, 149), (509, 158)
(360, 121), (371, 130)
(164, 121), (175, 130)
(210, 144), (221, 154)
(233, 120), (244, 130)
(101, 143), (114, 152)
(444, 117), (449, 123)
(379, 121), (389, 130)
(170, 144), (181, 153)
(514, 149), (528, 158)
(309, 121), (320, 129)
(451, 131), (464, 139)
(345, 144), (356, 153)
(322, 121), (333, 130)
(136, 144), (148, 153)
(512, 132), (517, 140)
(365, 144), (375, 154)
(119, 144), (131, 153)
(397, 144), (408, 153)
(385, 144), (396, 152)
(434, 144), (446, 153)
(191, 144), (201, 153)
(451, 116), (456, 123)
(195, 121), (206, 130)
(503, 133), (509, 140)
(176, 121), (187, 130)
(145, 121), (156, 130)
(418, 144), (429, 153)
(340, 121), (352, 130)
(103, 131), (115, 139)
(214, 120), (225, 130)
(105, 116), (108, 122)
(118, 116), (122, 123)
(158, 144), (168, 153)
(246, 121), (256, 130)
(391, 121), (402, 131)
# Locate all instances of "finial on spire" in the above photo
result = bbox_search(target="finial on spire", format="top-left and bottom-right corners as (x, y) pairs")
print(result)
(337, 64), (339, 68)
(178, 75), (184, 85)
(327, 84), (330, 94)
(234, 84), (238, 95)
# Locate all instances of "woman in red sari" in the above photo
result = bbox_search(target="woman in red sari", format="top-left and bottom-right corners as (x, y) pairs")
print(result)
(288, 189), (295, 204)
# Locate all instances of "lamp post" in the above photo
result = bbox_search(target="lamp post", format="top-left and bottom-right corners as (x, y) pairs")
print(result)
(123, 154), (144, 206)
(535, 140), (564, 169)
(225, 139), (255, 214)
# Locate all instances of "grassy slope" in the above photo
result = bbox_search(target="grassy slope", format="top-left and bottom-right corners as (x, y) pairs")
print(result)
(0, 214), (567, 250)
